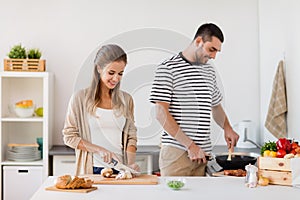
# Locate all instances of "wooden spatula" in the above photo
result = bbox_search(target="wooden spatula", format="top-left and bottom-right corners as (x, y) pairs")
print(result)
(227, 149), (232, 161)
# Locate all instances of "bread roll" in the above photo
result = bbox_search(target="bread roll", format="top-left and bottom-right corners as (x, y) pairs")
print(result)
(55, 175), (72, 189)
(55, 175), (93, 189)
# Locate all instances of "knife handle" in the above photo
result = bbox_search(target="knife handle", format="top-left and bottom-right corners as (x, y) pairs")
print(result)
(110, 158), (118, 166)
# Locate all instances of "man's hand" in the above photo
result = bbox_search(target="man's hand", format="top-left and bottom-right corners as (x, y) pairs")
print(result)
(187, 143), (207, 164)
(224, 127), (239, 152)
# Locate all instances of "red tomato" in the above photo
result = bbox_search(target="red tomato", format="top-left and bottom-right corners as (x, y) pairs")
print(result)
(290, 149), (297, 155)
(276, 149), (286, 158)
(291, 142), (299, 149)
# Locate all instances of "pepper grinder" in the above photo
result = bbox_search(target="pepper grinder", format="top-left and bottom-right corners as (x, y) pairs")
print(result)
(245, 164), (258, 188)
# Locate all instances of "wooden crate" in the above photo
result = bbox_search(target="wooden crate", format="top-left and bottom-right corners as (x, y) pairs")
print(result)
(4, 59), (46, 72)
(258, 156), (292, 186)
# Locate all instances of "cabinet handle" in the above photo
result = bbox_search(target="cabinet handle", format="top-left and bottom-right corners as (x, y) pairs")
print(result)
(61, 160), (75, 164)
(18, 170), (29, 173)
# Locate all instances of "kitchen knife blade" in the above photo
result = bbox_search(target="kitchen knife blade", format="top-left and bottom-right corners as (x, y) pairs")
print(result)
(109, 158), (141, 176)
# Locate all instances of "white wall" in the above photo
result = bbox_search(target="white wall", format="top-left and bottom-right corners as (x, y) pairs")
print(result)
(0, 0), (260, 146)
(259, 0), (300, 142)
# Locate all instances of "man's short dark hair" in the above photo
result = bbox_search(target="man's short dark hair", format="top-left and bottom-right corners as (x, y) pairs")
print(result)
(194, 23), (224, 43)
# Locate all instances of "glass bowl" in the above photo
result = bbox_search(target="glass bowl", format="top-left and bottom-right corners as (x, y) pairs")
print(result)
(14, 106), (34, 118)
(165, 177), (186, 190)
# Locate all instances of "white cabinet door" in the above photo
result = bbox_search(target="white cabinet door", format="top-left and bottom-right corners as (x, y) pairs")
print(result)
(3, 166), (43, 200)
(53, 155), (76, 176)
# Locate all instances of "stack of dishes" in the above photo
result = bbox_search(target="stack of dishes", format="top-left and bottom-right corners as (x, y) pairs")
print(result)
(7, 143), (41, 162)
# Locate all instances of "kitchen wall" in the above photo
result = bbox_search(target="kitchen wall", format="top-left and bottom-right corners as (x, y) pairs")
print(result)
(1, 0), (262, 146)
(259, 0), (300, 142)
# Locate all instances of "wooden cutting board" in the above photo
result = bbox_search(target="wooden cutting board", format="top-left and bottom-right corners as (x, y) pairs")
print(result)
(80, 174), (159, 185)
(45, 186), (97, 193)
(212, 171), (245, 177)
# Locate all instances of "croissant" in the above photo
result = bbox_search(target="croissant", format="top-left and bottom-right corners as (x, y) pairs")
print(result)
(55, 175), (93, 189)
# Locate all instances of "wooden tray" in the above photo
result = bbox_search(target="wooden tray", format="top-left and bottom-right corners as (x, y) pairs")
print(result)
(45, 186), (97, 193)
(212, 171), (245, 177)
(80, 174), (159, 185)
(4, 59), (46, 72)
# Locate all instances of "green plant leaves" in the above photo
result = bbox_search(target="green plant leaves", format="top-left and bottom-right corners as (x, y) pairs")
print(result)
(8, 44), (42, 59)
(27, 49), (42, 59)
(8, 44), (27, 59)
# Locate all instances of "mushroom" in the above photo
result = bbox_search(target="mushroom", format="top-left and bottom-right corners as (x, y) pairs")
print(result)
(100, 168), (113, 178)
(115, 170), (132, 180)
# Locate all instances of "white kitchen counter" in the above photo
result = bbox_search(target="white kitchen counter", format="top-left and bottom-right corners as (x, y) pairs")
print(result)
(31, 176), (300, 200)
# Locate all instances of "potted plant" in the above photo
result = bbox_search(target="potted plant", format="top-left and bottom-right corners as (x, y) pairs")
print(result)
(27, 48), (42, 59)
(4, 44), (46, 72)
(7, 44), (27, 59)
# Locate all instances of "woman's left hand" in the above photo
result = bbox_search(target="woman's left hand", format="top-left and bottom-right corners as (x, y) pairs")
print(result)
(128, 163), (140, 172)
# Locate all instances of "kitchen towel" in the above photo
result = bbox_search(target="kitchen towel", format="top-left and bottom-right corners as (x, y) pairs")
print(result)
(265, 60), (287, 138)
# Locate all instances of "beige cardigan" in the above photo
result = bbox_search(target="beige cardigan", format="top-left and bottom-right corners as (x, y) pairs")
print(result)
(62, 88), (137, 175)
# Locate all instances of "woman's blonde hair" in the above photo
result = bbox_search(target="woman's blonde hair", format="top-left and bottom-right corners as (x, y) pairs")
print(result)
(86, 44), (132, 119)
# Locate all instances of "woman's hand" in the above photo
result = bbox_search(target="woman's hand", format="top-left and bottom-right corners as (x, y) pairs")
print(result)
(128, 163), (140, 172)
(78, 139), (119, 163)
(98, 148), (121, 164)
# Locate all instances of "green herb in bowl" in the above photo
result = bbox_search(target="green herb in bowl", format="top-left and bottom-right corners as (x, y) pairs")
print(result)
(166, 179), (185, 190)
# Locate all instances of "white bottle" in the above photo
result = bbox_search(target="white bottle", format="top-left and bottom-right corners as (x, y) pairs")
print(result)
(245, 164), (258, 188)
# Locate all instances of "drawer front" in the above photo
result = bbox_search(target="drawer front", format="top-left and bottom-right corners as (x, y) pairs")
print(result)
(53, 155), (76, 176)
(3, 166), (43, 200)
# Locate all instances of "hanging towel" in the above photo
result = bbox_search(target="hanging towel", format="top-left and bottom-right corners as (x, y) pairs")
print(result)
(265, 60), (287, 138)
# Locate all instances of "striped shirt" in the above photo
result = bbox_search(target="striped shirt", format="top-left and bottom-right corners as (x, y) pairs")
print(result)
(149, 53), (222, 152)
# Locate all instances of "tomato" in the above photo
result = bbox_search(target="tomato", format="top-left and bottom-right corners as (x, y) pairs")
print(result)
(276, 149), (287, 158)
(291, 142), (299, 149)
(290, 149), (297, 155)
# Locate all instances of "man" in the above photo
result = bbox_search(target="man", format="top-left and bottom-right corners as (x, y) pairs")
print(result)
(149, 23), (239, 176)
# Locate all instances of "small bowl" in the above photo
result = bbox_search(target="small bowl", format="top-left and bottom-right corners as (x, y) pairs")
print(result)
(166, 177), (186, 190)
(14, 106), (34, 118)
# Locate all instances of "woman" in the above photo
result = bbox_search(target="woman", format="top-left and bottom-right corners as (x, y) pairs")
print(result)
(62, 44), (138, 176)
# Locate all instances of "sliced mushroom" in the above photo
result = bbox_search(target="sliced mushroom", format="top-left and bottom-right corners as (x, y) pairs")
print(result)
(101, 168), (113, 178)
(115, 170), (132, 180)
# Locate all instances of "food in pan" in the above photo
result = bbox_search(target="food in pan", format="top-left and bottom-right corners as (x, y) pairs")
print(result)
(223, 169), (246, 177)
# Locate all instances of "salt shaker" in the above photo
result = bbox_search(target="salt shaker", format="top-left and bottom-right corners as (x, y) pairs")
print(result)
(245, 164), (258, 188)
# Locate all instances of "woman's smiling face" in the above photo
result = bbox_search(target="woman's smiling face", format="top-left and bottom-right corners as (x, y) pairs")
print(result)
(99, 60), (126, 89)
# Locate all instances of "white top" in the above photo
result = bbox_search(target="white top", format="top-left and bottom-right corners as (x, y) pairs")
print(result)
(31, 176), (299, 200)
(149, 53), (222, 152)
(88, 108), (125, 167)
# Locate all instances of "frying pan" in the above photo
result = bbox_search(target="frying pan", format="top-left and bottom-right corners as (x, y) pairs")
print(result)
(213, 152), (259, 170)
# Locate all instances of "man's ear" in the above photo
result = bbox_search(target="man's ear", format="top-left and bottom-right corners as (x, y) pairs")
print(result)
(194, 36), (203, 47)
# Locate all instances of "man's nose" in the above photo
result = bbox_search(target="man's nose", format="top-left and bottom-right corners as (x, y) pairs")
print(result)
(210, 51), (217, 59)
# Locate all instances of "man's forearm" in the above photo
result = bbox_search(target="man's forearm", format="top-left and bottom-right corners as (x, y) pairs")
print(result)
(155, 103), (193, 148)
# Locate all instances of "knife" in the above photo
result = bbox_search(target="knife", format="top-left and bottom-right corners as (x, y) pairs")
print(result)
(108, 158), (141, 176)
